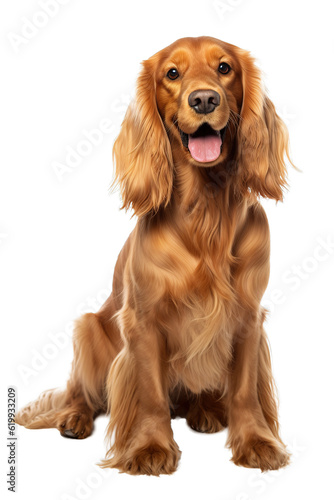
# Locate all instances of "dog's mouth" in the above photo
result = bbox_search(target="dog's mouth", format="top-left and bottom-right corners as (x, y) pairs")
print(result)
(179, 123), (227, 163)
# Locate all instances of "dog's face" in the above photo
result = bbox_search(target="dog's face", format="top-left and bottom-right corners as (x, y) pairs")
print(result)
(113, 36), (290, 216)
(154, 37), (243, 166)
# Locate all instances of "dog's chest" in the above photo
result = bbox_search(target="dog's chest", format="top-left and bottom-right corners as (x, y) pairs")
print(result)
(166, 279), (235, 394)
(143, 223), (237, 393)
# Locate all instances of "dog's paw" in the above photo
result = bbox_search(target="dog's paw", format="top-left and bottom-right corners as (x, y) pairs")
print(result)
(103, 440), (181, 476)
(126, 443), (180, 475)
(231, 435), (290, 471)
(186, 408), (226, 433)
(57, 409), (94, 439)
(186, 401), (227, 433)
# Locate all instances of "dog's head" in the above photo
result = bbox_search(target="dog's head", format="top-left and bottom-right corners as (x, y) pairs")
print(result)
(113, 36), (291, 216)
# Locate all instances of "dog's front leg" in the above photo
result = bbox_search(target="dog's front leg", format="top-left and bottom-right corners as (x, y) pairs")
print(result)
(101, 308), (180, 475)
(227, 311), (290, 471)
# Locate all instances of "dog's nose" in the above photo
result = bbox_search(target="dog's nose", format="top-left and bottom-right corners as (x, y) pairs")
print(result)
(188, 89), (220, 114)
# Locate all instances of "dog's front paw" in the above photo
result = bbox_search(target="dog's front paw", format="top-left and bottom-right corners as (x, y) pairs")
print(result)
(230, 434), (290, 471)
(125, 442), (181, 475)
(102, 439), (181, 476)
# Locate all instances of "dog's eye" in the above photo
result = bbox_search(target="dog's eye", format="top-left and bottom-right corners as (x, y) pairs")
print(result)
(218, 62), (231, 75)
(167, 68), (179, 80)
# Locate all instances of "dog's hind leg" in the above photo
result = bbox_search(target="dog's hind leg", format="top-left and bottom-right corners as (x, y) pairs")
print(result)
(16, 301), (122, 439)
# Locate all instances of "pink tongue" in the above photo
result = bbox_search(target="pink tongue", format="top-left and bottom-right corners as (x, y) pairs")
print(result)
(188, 133), (222, 162)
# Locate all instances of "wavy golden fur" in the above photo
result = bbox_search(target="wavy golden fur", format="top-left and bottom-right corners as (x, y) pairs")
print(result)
(16, 36), (292, 475)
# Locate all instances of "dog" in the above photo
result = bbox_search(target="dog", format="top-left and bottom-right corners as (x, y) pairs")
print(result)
(16, 36), (292, 475)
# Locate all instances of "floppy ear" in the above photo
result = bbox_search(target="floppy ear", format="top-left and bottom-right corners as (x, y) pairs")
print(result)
(236, 50), (291, 201)
(112, 59), (174, 217)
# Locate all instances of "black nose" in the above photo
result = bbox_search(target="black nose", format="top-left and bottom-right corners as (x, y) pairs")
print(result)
(188, 89), (220, 114)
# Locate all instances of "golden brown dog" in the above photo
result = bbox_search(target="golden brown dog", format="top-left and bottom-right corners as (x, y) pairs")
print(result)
(16, 36), (292, 475)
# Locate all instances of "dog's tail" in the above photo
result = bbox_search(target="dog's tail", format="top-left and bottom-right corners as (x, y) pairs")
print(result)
(15, 388), (67, 429)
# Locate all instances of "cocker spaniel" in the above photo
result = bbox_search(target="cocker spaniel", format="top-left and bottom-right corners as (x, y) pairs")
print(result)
(16, 36), (292, 475)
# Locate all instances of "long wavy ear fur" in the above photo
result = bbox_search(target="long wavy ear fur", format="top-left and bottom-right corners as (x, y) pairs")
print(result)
(112, 59), (174, 217)
(236, 50), (291, 201)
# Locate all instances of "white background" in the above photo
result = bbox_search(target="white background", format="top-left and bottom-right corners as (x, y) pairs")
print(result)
(1, 0), (334, 499)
